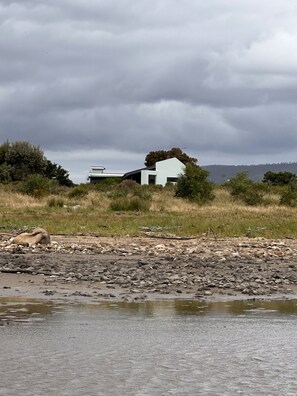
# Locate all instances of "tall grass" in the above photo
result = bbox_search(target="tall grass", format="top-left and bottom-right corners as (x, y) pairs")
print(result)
(1, 184), (297, 238)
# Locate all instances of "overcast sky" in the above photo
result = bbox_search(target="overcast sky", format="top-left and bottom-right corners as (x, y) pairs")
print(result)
(1, 1), (297, 182)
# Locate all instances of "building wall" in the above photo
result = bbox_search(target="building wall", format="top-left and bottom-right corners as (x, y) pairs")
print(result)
(141, 170), (157, 185)
(141, 158), (185, 186)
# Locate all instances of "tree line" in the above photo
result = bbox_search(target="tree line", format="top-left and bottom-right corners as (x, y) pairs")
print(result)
(0, 140), (73, 187)
(1, 142), (297, 207)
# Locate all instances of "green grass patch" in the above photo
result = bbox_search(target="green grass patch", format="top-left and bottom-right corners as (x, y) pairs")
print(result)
(1, 185), (297, 238)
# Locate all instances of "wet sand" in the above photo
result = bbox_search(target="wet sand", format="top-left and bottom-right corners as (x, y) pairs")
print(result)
(1, 234), (297, 303)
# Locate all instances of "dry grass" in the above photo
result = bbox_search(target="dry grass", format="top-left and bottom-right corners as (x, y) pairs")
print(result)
(150, 190), (195, 212)
(0, 190), (45, 209)
(1, 185), (297, 238)
(74, 191), (111, 211)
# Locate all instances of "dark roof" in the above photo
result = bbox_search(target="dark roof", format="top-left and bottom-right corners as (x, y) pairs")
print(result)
(123, 164), (156, 178)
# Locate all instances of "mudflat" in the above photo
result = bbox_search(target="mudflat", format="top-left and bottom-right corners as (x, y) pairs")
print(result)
(1, 234), (297, 303)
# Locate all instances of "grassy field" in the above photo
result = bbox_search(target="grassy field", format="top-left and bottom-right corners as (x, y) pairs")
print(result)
(0, 185), (297, 239)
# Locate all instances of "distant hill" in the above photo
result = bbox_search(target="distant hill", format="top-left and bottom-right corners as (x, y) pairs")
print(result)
(203, 163), (297, 184)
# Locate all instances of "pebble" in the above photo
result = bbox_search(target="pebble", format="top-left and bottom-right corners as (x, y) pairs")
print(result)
(1, 234), (297, 297)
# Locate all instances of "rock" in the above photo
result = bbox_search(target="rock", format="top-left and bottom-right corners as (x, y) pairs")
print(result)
(43, 289), (54, 295)
(204, 290), (212, 296)
(2, 234), (297, 299)
(11, 228), (50, 246)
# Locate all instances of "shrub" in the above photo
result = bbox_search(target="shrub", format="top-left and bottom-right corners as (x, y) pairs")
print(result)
(0, 163), (12, 184)
(226, 172), (253, 197)
(133, 186), (152, 201)
(110, 196), (150, 211)
(242, 186), (264, 206)
(175, 163), (214, 204)
(47, 197), (65, 208)
(94, 178), (121, 192)
(109, 181), (152, 211)
(20, 174), (56, 197)
(225, 172), (264, 206)
(280, 182), (297, 207)
(109, 180), (138, 198)
(68, 185), (88, 199)
(110, 180), (152, 201)
(164, 182), (176, 192)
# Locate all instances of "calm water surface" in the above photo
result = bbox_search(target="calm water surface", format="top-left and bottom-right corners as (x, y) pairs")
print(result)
(1, 298), (297, 395)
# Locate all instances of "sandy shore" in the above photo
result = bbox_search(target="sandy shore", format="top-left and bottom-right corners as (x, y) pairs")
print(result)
(2, 234), (297, 304)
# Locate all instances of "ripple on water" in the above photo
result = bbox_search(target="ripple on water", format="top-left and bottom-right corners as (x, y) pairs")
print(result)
(1, 298), (297, 395)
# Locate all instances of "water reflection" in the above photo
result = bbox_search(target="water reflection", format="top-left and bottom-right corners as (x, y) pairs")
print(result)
(0, 297), (59, 324)
(174, 299), (297, 316)
(2, 297), (297, 395)
(92, 298), (297, 318)
(2, 297), (297, 324)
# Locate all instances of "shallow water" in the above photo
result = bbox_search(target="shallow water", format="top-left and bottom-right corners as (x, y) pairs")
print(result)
(2, 298), (297, 395)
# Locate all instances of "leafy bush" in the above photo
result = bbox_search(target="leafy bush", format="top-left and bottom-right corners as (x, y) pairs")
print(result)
(0, 163), (12, 183)
(68, 185), (88, 199)
(20, 174), (57, 197)
(164, 182), (176, 192)
(110, 196), (150, 211)
(109, 181), (152, 211)
(94, 178), (121, 192)
(226, 172), (252, 197)
(280, 182), (297, 207)
(133, 186), (152, 201)
(243, 186), (264, 206)
(116, 179), (139, 192)
(175, 163), (214, 204)
(110, 180), (152, 201)
(225, 172), (264, 206)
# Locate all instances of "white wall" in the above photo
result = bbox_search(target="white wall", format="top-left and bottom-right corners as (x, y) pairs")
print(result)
(140, 158), (185, 186)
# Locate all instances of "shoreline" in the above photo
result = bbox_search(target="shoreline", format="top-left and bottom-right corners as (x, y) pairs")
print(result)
(2, 234), (297, 304)
(1, 273), (297, 306)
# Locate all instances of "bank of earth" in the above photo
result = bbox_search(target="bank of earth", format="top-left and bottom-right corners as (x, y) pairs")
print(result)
(1, 234), (297, 303)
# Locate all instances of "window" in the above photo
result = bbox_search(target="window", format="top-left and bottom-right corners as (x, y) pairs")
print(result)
(149, 175), (156, 185)
(167, 177), (178, 183)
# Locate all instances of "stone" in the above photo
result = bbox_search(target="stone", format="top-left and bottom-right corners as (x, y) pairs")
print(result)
(11, 228), (50, 246)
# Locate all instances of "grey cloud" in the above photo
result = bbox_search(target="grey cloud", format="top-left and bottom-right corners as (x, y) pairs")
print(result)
(1, 1), (297, 182)
(224, 104), (297, 153)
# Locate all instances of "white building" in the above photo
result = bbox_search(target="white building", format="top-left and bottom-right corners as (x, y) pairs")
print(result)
(88, 166), (124, 184)
(123, 157), (185, 186)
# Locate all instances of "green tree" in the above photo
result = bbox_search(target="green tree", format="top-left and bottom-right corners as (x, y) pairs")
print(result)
(0, 140), (73, 186)
(0, 163), (13, 183)
(263, 171), (297, 186)
(145, 147), (197, 167)
(44, 160), (73, 187)
(175, 163), (214, 204)
(0, 140), (47, 180)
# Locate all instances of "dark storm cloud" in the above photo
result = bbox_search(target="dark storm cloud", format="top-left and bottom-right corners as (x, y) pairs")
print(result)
(1, 0), (297, 181)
